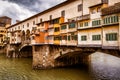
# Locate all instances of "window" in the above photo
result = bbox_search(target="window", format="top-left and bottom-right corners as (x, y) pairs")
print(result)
(61, 10), (65, 17)
(27, 23), (29, 27)
(74, 35), (78, 40)
(69, 23), (76, 29)
(92, 20), (101, 26)
(23, 25), (24, 28)
(54, 36), (60, 40)
(81, 35), (87, 41)
(33, 21), (35, 25)
(32, 27), (36, 31)
(79, 22), (83, 27)
(114, 16), (119, 22)
(50, 20), (53, 25)
(68, 35), (71, 41)
(84, 22), (88, 27)
(106, 33), (117, 41)
(54, 27), (60, 32)
(40, 18), (42, 23)
(61, 25), (67, 30)
(62, 35), (67, 40)
(53, 19), (59, 24)
(50, 15), (52, 20)
(78, 4), (83, 12)
(41, 23), (44, 26)
(18, 26), (20, 29)
(103, 15), (119, 25)
(92, 35), (101, 41)
(64, 35), (67, 40)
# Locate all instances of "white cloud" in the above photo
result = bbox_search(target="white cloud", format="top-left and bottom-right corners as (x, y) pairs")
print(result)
(0, 0), (66, 24)
(0, 0), (36, 24)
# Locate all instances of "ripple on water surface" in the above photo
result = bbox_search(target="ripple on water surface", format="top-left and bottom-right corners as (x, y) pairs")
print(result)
(0, 54), (90, 80)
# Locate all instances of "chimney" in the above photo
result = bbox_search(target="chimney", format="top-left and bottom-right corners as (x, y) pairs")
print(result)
(16, 20), (20, 23)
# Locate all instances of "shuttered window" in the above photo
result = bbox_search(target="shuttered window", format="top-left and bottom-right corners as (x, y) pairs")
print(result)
(92, 35), (101, 41)
(61, 25), (67, 30)
(103, 15), (119, 25)
(106, 33), (117, 41)
(81, 35), (87, 41)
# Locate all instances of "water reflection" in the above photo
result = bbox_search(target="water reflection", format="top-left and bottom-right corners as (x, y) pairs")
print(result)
(89, 52), (120, 80)
(0, 54), (90, 80)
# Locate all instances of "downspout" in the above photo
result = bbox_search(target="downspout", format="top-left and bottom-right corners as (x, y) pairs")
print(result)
(77, 0), (83, 46)
(82, 0), (83, 16)
(118, 13), (120, 51)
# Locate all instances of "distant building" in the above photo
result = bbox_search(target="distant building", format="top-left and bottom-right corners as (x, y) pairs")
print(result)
(0, 16), (11, 46)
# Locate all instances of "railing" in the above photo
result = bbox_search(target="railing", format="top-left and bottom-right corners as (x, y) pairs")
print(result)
(77, 14), (90, 21)
(102, 2), (120, 16)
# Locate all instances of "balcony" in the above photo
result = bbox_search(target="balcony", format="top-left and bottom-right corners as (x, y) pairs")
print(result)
(77, 14), (90, 21)
(102, 2), (120, 16)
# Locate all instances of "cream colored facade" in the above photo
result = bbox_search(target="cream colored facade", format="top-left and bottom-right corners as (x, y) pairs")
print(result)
(0, 16), (11, 46)
(0, 27), (6, 46)
(7, 0), (120, 50)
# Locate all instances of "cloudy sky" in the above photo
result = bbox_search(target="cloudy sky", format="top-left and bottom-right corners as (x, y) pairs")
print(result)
(0, 0), (66, 24)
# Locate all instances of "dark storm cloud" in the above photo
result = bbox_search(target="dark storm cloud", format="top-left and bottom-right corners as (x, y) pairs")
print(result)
(6, 0), (40, 12)
(5, 0), (66, 12)
(0, 0), (66, 24)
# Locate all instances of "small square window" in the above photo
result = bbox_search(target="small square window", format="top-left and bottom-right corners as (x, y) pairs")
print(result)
(78, 4), (83, 12)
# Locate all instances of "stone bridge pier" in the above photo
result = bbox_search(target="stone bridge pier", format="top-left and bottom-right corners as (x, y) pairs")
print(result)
(32, 45), (59, 69)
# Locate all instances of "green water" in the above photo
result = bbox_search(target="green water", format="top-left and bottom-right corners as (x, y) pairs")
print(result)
(0, 52), (120, 80)
(0, 54), (90, 80)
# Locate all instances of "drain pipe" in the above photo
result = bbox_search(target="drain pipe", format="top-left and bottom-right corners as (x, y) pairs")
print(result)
(118, 13), (120, 51)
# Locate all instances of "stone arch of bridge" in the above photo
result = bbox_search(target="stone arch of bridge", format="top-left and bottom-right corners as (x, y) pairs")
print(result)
(54, 47), (120, 67)
(19, 44), (32, 58)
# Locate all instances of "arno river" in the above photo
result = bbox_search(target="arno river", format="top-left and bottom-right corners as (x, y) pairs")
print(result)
(0, 52), (120, 80)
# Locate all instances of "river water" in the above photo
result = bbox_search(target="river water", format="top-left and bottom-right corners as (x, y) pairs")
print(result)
(0, 52), (120, 80)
